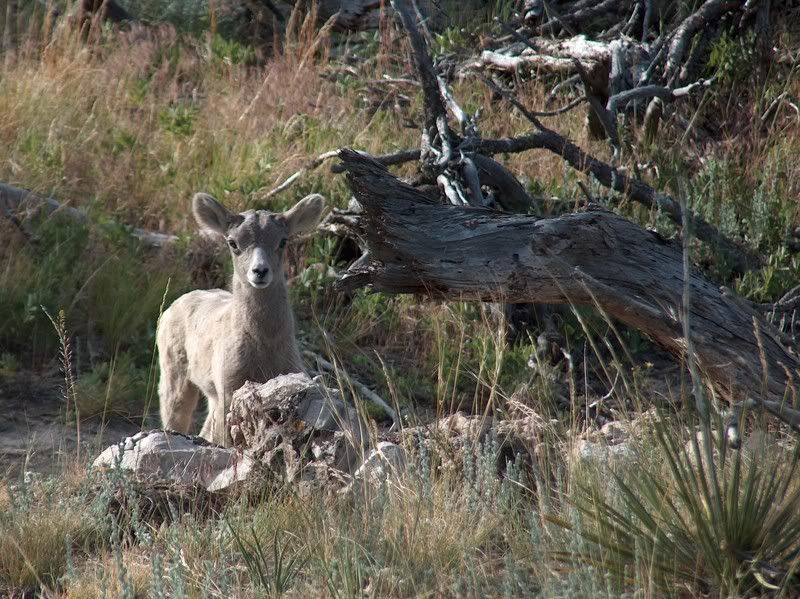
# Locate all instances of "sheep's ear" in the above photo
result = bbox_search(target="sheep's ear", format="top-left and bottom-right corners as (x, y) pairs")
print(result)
(192, 193), (238, 235)
(283, 193), (325, 236)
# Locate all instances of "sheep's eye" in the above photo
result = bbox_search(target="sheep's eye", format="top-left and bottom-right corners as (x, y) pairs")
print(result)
(278, 238), (288, 249)
(227, 238), (239, 252)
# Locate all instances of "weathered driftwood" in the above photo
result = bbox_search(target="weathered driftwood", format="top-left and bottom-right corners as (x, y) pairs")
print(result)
(314, 3), (757, 274)
(468, 34), (624, 138)
(469, 36), (614, 76)
(475, 0), (770, 148)
(664, 0), (741, 82)
(390, 0), (453, 170)
(0, 180), (177, 247)
(335, 149), (799, 413)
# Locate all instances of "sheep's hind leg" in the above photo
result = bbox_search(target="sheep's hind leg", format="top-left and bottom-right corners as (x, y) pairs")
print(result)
(159, 372), (201, 434)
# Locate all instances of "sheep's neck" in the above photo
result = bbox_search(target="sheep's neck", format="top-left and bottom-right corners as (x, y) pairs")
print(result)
(230, 275), (294, 339)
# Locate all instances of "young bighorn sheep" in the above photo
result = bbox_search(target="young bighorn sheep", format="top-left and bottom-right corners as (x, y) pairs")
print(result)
(157, 192), (325, 445)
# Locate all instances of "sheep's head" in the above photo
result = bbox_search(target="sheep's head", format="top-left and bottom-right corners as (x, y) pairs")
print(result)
(192, 193), (325, 289)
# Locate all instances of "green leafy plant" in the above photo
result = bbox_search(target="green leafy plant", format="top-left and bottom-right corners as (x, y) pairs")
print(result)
(158, 104), (198, 137)
(210, 34), (255, 66)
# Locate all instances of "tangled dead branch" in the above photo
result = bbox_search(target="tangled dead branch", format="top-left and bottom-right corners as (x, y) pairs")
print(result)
(354, 0), (759, 272)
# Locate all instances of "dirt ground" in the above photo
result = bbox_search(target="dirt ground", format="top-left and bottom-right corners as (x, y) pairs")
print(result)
(0, 370), (159, 479)
(0, 342), (685, 481)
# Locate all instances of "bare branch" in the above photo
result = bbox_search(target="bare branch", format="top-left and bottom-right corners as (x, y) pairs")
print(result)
(330, 149), (420, 174)
(757, 284), (800, 314)
(460, 156), (485, 206)
(438, 76), (468, 131)
(475, 73), (547, 131)
(470, 154), (538, 213)
(547, 74), (581, 103)
(390, 0), (453, 169)
(265, 150), (340, 198)
(607, 78), (713, 113)
(642, 0), (654, 42)
(665, 0), (742, 81)
(437, 174), (465, 206)
(368, 76), (421, 87)
(756, 399), (800, 434)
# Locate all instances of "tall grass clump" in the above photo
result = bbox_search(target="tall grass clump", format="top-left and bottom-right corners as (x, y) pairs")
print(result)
(228, 524), (308, 597)
(555, 414), (800, 596)
(0, 473), (104, 593)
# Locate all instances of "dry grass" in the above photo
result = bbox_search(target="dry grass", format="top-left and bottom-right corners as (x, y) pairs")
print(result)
(1, 6), (799, 597)
(0, 11), (418, 232)
(0, 500), (101, 591)
(65, 550), (153, 599)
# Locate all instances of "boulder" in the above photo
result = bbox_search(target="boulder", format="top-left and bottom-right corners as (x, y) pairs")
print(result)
(226, 373), (372, 493)
(92, 430), (254, 492)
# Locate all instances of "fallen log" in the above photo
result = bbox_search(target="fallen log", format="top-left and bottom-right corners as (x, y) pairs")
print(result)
(0, 181), (177, 247)
(335, 149), (799, 414)
(0, 181), (87, 224)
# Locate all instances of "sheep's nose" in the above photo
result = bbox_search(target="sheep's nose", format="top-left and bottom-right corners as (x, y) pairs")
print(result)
(251, 267), (269, 279)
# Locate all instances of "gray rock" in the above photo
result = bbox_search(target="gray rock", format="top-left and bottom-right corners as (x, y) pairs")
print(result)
(228, 374), (366, 452)
(574, 438), (636, 467)
(226, 373), (369, 490)
(356, 442), (406, 476)
(92, 430), (254, 492)
(345, 442), (407, 496)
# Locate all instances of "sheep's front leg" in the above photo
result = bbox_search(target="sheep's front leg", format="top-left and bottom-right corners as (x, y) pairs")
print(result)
(159, 365), (200, 434)
(199, 390), (229, 446)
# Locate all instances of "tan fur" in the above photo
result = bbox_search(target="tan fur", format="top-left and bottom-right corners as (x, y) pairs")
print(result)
(157, 192), (325, 445)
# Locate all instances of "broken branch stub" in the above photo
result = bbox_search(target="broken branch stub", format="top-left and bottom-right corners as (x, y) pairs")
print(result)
(389, 0), (452, 171)
(335, 149), (799, 413)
